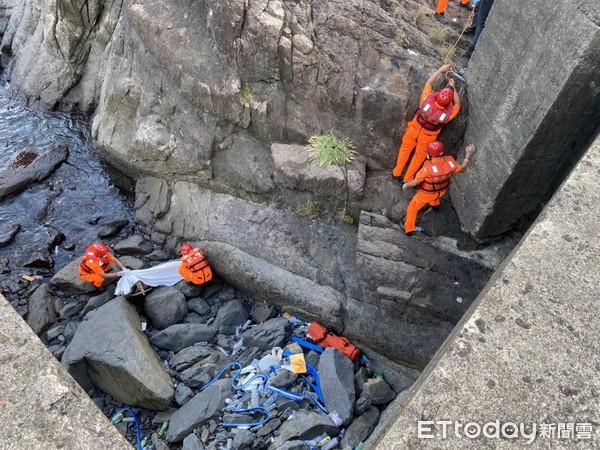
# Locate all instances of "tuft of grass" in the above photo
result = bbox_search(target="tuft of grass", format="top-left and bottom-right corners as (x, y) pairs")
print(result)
(240, 86), (251, 105)
(429, 27), (451, 45)
(295, 199), (318, 218)
(306, 133), (357, 166)
(409, 8), (429, 28)
(395, 29), (408, 47)
(437, 45), (454, 59)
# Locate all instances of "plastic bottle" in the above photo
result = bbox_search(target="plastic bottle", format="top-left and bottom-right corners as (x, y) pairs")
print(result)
(250, 387), (259, 407)
(157, 421), (169, 438)
(317, 435), (331, 446)
(321, 437), (339, 450)
(328, 411), (343, 427)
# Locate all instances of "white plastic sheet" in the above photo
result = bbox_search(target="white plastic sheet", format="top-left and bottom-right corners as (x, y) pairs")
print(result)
(115, 260), (184, 296)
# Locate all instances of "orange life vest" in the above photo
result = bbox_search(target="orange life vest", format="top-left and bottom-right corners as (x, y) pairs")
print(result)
(182, 249), (210, 273)
(308, 322), (361, 361)
(415, 92), (454, 131)
(419, 156), (458, 192)
(79, 249), (111, 274)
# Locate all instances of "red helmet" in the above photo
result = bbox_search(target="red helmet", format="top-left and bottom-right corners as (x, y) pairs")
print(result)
(436, 87), (454, 107)
(180, 244), (193, 255)
(89, 243), (109, 257)
(425, 141), (445, 158)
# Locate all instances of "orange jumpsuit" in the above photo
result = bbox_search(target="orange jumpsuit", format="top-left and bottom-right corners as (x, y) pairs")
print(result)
(404, 156), (463, 234)
(179, 248), (213, 285)
(78, 253), (115, 288)
(392, 86), (460, 182)
(436, 0), (471, 14)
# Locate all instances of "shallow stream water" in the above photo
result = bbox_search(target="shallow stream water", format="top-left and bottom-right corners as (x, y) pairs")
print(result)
(0, 76), (135, 298)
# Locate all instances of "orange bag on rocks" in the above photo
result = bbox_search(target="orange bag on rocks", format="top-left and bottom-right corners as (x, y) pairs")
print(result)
(307, 322), (361, 361)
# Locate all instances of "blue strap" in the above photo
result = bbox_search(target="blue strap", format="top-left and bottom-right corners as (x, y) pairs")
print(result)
(291, 336), (324, 353)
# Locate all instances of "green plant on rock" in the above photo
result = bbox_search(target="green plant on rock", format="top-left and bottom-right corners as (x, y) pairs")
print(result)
(409, 8), (429, 28)
(295, 199), (318, 219)
(240, 86), (251, 105)
(395, 28), (408, 47)
(342, 213), (355, 225)
(306, 133), (357, 166)
(429, 27), (451, 45)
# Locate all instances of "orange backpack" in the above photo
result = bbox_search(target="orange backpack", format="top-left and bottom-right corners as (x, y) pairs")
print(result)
(307, 322), (361, 361)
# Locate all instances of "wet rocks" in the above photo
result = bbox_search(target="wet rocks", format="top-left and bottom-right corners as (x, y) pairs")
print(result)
(62, 297), (174, 410)
(26, 283), (57, 335)
(50, 259), (96, 294)
(0, 223), (20, 247)
(97, 220), (129, 238)
(114, 235), (154, 255)
(0, 145), (69, 200)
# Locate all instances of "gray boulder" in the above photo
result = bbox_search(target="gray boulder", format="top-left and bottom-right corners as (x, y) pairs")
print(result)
(188, 297), (210, 315)
(114, 235), (153, 254)
(213, 299), (248, 335)
(241, 317), (287, 351)
(340, 406), (380, 449)
(51, 260), (96, 294)
(0, 146), (69, 200)
(26, 284), (57, 336)
(169, 346), (221, 372)
(150, 324), (218, 352)
(81, 291), (113, 317)
(174, 384), (194, 407)
(0, 223), (20, 247)
(362, 377), (396, 405)
(166, 379), (233, 443)
(144, 287), (188, 329)
(182, 433), (204, 450)
(272, 410), (338, 447)
(318, 347), (356, 425)
(62, 297), (174, 410)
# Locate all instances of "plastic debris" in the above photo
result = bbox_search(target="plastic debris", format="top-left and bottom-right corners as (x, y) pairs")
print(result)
(328, 410), (343, 427)
(456, 296), (464, 303)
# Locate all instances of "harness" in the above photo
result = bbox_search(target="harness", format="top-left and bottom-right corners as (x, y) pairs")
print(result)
(419, 156), (458, 193)
(415, 92), (454, 131)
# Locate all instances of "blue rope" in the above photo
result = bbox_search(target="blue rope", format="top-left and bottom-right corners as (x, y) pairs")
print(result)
(199, 361), (242, 391)
(231, 372), (269, 390)
(219, 406), (271, 428)
(111, 407), (143, 450)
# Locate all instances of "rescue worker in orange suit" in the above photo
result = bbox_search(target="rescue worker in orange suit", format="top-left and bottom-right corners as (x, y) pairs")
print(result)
(78, 243), (126, 288)
(402, 141), (476, 235)
(179, 243), (213, 285)
(392, 64), (461, 184)
(434, 0), (474, 24)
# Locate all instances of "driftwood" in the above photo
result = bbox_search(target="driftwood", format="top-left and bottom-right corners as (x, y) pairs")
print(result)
(0, 145), (69, 201)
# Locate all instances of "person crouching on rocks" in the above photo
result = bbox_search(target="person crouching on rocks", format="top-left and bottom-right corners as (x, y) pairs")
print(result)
(78, 243), (126, 288)
(179, 243), (213, 285)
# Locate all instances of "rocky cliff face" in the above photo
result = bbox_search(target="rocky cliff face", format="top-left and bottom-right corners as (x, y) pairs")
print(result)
(0, 0), (490, 368)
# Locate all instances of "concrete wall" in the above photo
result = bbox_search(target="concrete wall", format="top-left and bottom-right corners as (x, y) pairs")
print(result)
(0, 293), (131, 450)
(451, 0), (600, 240)
(370, 134), (600, 448)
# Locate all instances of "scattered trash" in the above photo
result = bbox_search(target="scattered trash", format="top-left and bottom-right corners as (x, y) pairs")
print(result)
(22, 275), (35, 282)
(456, 296), (464, 303)
(360, 85), (372, 91)
(289, 353), (307, 374)
(329, 410), (343, 427)
(408, 49), (417, 55)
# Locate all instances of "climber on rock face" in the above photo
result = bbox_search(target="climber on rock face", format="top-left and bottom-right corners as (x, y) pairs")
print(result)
(78, 243), (126, 288)
(402, 141), (476, 236)
(179, 243), (213, 285)
(392, 64), (461, 184)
